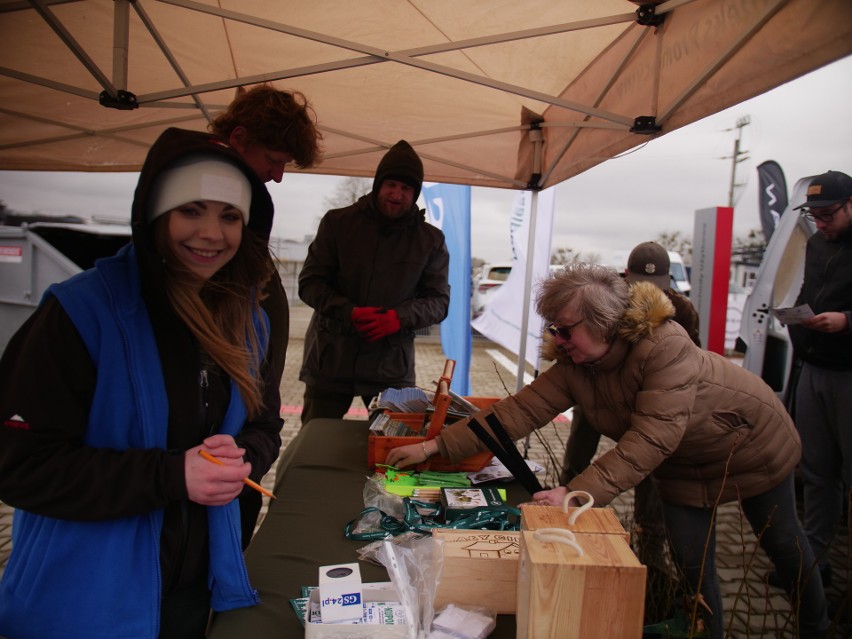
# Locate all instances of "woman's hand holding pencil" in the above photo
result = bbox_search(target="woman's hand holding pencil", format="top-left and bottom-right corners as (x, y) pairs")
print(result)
(198, 450), (276, 500)
(185, 434), (275, 505)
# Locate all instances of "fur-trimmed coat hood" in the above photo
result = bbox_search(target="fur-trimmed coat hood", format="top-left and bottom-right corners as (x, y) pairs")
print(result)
(438, 282), (801, 508)
(618, 281), (676, 343)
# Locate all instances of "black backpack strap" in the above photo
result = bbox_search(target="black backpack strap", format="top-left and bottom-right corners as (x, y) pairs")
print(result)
(465, 413), (544, 494)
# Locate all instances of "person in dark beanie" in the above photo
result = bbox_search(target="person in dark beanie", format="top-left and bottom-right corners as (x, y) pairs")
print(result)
(294, 140), (450, 430)
(371, 139), (426, 203)
(771, 170), (852, 594)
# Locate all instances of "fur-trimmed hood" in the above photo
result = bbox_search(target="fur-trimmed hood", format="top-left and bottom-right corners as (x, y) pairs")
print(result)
(617, 281), (675, 343)
(541, 280), (675, 363)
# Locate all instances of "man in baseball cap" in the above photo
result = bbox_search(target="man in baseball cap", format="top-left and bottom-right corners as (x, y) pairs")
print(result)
(776, 169), (852, 594)
(626, 241), (672, 289)
(794, 169), (852, 210)
(794, 170), (852, 243)
(624, 240), (700, 344)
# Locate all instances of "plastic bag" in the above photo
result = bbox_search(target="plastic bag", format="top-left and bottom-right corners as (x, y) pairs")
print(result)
(375, 535), (444, 638)
(357, 531), (429, 566)
(349, 473), (405, 536)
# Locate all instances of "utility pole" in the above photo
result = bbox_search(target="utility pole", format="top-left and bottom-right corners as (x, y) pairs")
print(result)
(726, 115), (750, 207)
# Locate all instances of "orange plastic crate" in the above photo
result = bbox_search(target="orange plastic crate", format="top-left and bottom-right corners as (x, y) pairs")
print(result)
(368, 394), (499, 472)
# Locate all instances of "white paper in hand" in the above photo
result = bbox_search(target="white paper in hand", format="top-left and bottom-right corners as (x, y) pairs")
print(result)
(770, 304), (814, 325)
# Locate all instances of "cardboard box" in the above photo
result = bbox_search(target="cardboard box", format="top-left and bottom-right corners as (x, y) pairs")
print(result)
(520, 503), (629, 542)
(318, 563), (363, 623)
(305, 582), (411, 638)
(432, 529), (520, 614)
(516, 530), (646, 639)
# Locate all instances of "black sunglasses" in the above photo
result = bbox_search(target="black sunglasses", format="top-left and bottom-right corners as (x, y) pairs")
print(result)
(546, 320), (581, 340)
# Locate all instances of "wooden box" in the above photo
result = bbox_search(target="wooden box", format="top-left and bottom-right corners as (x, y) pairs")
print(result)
(516, 530), (646, 639)
(431, 529), (520, 614)
(520, 503), (629, 542)
(367, 360), (497, 472)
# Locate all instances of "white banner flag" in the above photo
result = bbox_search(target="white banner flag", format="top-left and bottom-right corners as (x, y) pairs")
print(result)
(472, 188), (555, 367)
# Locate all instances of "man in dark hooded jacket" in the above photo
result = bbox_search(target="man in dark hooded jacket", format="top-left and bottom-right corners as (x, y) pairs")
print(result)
(297, 140), (450, 425)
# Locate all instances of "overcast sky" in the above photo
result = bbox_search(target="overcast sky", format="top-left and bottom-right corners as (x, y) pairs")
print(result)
(1, 56), (849, 266)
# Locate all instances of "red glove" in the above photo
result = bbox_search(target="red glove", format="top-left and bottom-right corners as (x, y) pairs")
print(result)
(357, 308), (400, 342)
(352, 306), (382, 324)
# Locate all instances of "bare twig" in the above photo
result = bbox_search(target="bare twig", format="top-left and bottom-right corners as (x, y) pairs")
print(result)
(686, 434), (749, 638)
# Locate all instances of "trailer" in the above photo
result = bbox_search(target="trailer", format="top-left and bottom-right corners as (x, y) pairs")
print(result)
(0, 222), (130, 354)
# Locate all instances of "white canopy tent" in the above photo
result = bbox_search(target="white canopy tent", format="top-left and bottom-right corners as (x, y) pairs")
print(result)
(1, 0), (850, 188)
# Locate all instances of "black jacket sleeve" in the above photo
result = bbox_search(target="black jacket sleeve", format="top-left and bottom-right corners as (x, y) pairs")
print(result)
(235, 351), (283, 484)
(0, 297), (186, 521)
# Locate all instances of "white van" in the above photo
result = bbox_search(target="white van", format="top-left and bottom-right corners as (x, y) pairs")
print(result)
(668, 251), (691, 296)
(738, 175), (816, 402)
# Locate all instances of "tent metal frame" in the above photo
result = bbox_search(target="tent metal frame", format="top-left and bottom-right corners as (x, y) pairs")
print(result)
(0, 0), (721, 188)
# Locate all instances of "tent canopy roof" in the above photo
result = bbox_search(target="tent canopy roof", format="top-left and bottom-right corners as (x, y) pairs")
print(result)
(1, 0), (850, 190)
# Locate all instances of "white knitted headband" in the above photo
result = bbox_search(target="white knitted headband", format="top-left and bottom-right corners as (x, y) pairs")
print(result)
(148, 157), (252, 224)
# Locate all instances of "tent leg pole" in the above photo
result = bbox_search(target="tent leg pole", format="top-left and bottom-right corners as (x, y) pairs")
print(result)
(515, 189), (538, 395)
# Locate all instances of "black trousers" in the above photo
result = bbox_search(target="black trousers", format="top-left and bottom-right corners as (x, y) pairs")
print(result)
(301, 385), (374, 426)
(159, 581), (210, 639)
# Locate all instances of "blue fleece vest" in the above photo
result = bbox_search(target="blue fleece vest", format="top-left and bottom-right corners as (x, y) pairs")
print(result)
(0, 245), (262, 639)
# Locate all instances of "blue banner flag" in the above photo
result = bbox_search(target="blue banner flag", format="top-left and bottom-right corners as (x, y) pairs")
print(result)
(422, 183), (472, 395)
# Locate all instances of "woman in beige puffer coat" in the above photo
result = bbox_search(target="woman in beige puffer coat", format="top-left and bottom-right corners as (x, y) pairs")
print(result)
(387, 263), (828, 639)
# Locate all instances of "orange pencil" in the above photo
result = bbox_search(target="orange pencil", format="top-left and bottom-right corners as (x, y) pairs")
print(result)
(198, 449), (277, 500)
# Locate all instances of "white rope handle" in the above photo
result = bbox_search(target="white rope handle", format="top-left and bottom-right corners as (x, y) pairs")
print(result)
(561, 490), (594, 525)
(532, 528), (584, 557)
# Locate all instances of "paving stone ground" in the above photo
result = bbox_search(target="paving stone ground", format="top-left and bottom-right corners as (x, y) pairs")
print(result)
(1, 304), (848, 637)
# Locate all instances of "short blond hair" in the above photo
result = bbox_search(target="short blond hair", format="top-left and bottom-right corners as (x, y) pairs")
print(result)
(536, 263), (629, 341)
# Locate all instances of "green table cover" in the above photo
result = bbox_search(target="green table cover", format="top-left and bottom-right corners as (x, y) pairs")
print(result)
(207, 418), (529, 638)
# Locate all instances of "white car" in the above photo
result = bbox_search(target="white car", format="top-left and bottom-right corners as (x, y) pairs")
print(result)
(668, 251), (691, 296)
(471, 263), (512, 317)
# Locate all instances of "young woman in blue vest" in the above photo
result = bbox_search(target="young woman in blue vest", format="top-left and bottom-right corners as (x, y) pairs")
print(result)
(0, 128), (283, 638)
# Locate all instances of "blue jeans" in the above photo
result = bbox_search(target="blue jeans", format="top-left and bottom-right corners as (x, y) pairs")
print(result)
(663, 473), (828, 639)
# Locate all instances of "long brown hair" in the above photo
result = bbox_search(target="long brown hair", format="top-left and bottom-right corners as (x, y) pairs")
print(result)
(154, 216), (274, 417)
